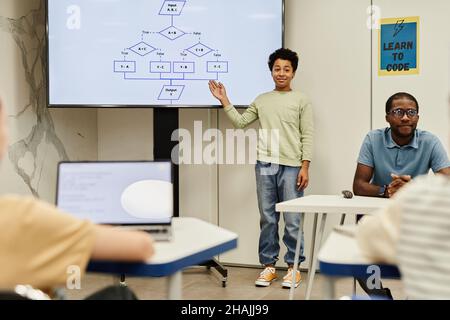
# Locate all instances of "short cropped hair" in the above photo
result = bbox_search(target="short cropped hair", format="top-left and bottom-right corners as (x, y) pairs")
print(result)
(385, 92), (419, 114)
(268, 48), (299, 72)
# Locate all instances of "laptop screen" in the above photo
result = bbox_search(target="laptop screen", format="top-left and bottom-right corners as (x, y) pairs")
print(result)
(56, 161), (173, 225)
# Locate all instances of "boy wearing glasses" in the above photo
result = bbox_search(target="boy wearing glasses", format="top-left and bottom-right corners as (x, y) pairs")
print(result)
(352, 92), (450, 299)
(353, 92), (450, 199)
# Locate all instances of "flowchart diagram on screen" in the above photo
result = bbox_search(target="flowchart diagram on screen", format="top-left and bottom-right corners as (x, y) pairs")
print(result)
(113, 0), (229, 104)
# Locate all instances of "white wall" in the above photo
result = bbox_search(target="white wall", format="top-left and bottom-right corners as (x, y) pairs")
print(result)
(372, 0), (450, 151)
(0, 0), (97, 202)
(219, 0), (450, 267)
(97, 109), (153, 161)
(217, 111), (261, 265)
(178, 109), (219, 225)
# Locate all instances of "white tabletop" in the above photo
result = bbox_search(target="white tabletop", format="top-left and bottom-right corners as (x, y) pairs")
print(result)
(317, 227), (369, 265)
(275, 195), (390, 215)
(88, 217), (238, 277)
(317, 228), (400, 278)
(148, 217), (238, 264)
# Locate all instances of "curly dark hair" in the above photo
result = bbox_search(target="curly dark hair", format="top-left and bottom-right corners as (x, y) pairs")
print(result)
(385, 92), (419, 114)
(268, 48), (299, 72)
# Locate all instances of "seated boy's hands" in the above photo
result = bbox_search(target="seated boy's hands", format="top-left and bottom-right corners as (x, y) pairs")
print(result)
(387, 174), (411, 197)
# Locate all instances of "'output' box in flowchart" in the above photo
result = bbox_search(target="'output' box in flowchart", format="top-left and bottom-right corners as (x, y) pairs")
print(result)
(158, 85), (185, 100)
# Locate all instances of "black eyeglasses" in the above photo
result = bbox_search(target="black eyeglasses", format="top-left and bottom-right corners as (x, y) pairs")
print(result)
(388, 108), (418, 118)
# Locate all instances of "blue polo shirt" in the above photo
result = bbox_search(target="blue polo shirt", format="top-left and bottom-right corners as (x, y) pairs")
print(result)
(357, 128), (450, 186)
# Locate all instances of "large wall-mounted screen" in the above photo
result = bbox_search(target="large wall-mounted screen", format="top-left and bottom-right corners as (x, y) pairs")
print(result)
(47, 0), (284, 107)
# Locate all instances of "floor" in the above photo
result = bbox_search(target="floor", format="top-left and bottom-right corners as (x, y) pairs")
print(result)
(64, 266), (406, 300)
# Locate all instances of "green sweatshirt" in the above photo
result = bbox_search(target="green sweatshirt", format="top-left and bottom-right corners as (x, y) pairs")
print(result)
(224, 90), (313, 167)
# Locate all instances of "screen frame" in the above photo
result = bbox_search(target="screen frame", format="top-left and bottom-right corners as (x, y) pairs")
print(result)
(45, 0), (285, 109)
(55, 160), (174, 226)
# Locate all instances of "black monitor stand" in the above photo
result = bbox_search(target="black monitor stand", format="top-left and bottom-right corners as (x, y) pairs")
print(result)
(153, 108), (179, 216)
(153, 108), (228, 287)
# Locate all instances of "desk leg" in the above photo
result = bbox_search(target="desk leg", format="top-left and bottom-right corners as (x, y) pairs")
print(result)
(305, 213), (327, 300)
(304, 213), (318, 299)
(288, 212), (304, 301)
(167, 271), (182, 300)
(113, 274), (127, 287)
(340, 214), (346, 225)
(323, 276), (336, 300)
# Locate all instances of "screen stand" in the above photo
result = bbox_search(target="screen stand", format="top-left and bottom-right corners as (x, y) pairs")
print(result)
(154, 108), (179, 217)
(199, 260), (228, 287)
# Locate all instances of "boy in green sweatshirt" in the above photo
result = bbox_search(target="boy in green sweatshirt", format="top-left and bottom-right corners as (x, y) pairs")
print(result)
(208, 48), (313, 288)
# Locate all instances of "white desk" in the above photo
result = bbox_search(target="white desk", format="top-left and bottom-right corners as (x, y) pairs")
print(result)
(318, 229), (400, 299)
(275, 195), (389, 300)
(88, 217), (238, 299)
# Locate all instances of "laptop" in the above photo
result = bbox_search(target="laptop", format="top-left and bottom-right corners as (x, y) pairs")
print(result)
(56, 160), (173, 241)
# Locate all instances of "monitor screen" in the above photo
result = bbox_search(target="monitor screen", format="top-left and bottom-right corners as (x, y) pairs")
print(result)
(47, 0), (284, 107)
(56, 161), (173, 224)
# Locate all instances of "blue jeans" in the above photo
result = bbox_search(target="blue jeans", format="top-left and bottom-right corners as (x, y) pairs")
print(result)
(255, 161), (305, 267)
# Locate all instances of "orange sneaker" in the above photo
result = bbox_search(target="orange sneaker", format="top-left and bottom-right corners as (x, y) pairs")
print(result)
(255, 266), (278, 287)
(282, 268), (302, 288)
